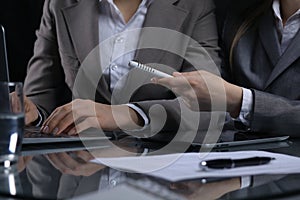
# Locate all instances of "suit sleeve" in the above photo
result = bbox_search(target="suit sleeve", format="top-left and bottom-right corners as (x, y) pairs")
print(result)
(133, 0), (222, 139)
(24, 0), (71, 119)
(250, 90), (300, 137)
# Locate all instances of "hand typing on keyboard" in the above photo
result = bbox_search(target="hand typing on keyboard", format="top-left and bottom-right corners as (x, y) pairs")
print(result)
(24, 127), (74, 138)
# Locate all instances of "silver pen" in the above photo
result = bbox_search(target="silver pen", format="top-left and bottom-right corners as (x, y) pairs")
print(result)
(128, 61), (173, 78)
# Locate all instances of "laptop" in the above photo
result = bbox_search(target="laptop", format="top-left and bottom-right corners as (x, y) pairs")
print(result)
(0, 25), (110, 145)
(0, 25), (10, 112)
(195, 134), (289, 149)
(22, 127), (111, 144)
(0, 25), (9, 82)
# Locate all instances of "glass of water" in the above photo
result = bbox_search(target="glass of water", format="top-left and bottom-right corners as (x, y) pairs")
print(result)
(0, 82), (24, 168)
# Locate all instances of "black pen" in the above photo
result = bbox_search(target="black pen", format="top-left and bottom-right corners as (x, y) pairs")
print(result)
(199, 157), (275, 170)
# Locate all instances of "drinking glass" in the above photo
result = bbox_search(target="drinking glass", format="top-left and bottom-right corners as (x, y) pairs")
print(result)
(0, 82), (24, 168)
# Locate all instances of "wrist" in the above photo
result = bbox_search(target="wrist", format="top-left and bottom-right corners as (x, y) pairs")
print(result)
(30, 109), (42, 126)
(126, 106), (144, 129)
(110, 105), (144, 131)
(225, 82), (243, 118)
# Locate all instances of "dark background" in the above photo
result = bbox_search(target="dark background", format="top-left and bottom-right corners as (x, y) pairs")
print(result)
(0, 0), (44, 82)
(0, 0), (232, 83)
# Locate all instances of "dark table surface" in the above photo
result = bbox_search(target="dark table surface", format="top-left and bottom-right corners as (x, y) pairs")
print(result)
(1, 135), (300, 200)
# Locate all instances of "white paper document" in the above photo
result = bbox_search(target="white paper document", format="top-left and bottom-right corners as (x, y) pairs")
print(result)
(91, 151), (300, 182)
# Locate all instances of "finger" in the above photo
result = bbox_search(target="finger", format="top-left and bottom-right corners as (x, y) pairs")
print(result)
(159, 75), (190, 87)
(41, 110), (59, 131)
(66, 118), (86, 135)
(46, 154), (70, 173)
(151, 75), (190, 94)
(10, 92), (21, 113)
(150, 77), (158, 84)
(24, 156), (33, 164)
(42, 105), (71, 134)
(62, 124), (76, 135)
(75, 151), (94, 162)
(42, 103), (72, 126)
(178, 70), (203, 77)
(172, 72), (183, 77)
(66, 117), (102, 135)
(47, 112), (77, 135)
(66, 126), (78, 136)
(47, 153), (78, 173)
(71, 162), (105, 177)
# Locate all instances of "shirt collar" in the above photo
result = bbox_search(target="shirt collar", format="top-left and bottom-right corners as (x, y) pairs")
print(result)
(99, 0), (153, 8)
(272, 0), (300, 23)
(272, 0), (282, 22)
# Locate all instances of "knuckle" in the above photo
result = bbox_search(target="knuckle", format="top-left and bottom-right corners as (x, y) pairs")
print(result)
(73, 166), (81, 172)
(61, 168), (69, 174)
(73, 99), (81, 104)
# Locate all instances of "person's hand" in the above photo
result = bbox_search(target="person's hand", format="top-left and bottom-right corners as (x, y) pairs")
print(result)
(10, 93), (39, 125)
(17, 156), (33, 172)
(46, 151), (106, 176)
(24, 96), (39, 125)
(91, 136), (140, 158)
(46, 137), (140, 176)
(41, 99), (143, 135)
(152, 71), (243, 118)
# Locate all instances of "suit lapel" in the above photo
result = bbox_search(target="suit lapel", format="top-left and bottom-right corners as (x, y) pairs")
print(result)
(265, 29), (300, 88)
(258, 10), (281, 68)
(62, 0), (111, 102)
(134, 0), (188, 63)
(62, 0), (100, 63)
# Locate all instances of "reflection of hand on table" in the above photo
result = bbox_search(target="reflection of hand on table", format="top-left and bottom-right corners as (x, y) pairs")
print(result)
(170, 178), (241, 200)
(90, 137), (140, 159)
(46, 151), (106, 176)
(46, 137), (141, 176)
(17, 156), (33, 172)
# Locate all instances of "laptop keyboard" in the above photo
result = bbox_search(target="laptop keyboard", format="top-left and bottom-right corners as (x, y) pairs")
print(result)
(24, 127), (72, 138)
(24, 132), (73, 138)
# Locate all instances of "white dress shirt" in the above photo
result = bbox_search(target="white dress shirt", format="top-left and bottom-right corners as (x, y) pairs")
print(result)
(273, 0), (300, 54)
(99, 0), (152, 91)
(98, 0), (153, 128)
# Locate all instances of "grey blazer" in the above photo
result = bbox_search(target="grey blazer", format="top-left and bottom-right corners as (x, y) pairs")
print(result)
(24, 0), (220, 134)
(222, 7), (300, 137)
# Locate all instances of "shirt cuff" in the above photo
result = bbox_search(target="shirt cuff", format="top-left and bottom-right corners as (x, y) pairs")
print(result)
(235, 88), (253, 127)
(126, 103), (149, 131)
(31, 108), (43, 127)
(240, 176), (252, 188)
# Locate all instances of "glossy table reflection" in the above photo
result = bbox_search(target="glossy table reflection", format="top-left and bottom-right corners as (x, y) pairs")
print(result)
(1, 137), (300, 200)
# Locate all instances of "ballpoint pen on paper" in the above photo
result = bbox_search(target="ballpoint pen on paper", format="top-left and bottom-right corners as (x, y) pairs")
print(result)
(199, 156), (275, 170)
(128, 61), (173, 78)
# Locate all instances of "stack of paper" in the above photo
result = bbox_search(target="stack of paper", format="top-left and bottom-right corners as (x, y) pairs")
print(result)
(91, 151), (300, 182)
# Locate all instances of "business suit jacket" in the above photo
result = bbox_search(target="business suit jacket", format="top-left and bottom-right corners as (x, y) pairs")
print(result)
(24, 0), (220, 135)
(222, 4), (300, 137)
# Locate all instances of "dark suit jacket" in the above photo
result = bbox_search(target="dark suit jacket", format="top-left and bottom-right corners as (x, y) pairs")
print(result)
(24, 0), (220, 135)
(222, 4), (300, 137)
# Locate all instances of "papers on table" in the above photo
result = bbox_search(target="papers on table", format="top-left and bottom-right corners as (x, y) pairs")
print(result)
(91, 151), (300, 182)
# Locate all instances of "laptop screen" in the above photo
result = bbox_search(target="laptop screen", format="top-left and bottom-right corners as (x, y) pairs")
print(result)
(0, 25), (10, 112)
(0, 25), (9, 82)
